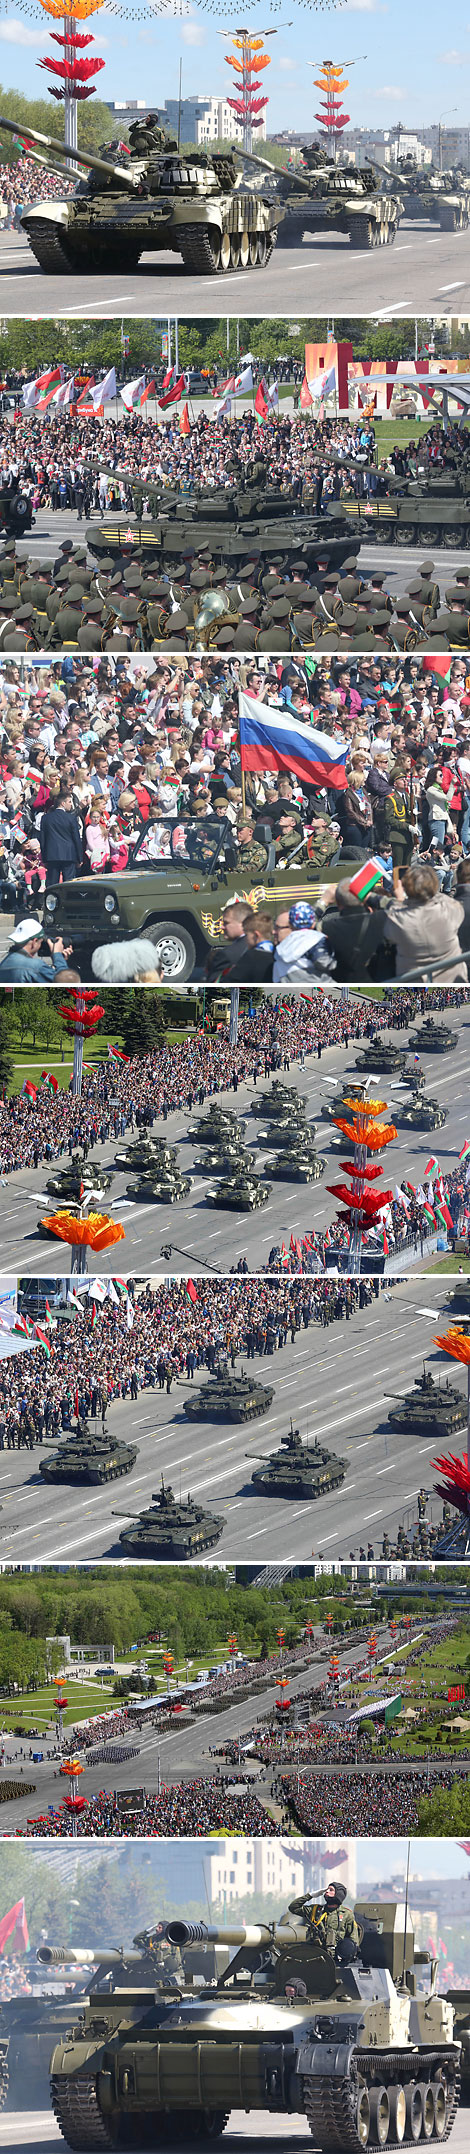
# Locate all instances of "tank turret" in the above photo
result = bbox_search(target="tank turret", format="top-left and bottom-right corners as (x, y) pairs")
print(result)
(39, 1417), (137, 1484)
(117, 1477), (225, 1558)
(193, 1145), (258, 1176)
(44, 1158), (113, 1200)
(207, 1170), (271, 1210)
(0, 113), (280, 278)
(386, 1367), (466, 1438)
(354, 1039), (410, 1074)
(183, 1368), (274, 1424)
(247, 1420), (348, 1498)
(125, 1169), (192, 1202)
(407, 1020), (458, 1052)
(0, 1924), (197, 2112)
(48, 1895), (460, 2153)
(399, 1097), (447, 1130)
(188, 1109), (247, 1144)
(394, 158), (470, 232)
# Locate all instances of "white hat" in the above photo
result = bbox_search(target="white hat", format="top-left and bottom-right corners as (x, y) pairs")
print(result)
(8, 917), (43, 945)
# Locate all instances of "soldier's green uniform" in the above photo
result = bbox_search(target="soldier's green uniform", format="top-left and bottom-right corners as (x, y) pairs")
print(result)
(237, 839), (269, 874)
(289, 1884), (362, 1960)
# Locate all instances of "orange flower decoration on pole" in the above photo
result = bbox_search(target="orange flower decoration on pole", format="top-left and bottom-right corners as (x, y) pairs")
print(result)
(44, 1210), (125, 1252)
(432, 1325), (470, 1527)
(330, 1089), (397, 1273)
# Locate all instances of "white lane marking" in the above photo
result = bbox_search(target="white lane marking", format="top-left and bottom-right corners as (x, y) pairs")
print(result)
(437, 282), (465, 292)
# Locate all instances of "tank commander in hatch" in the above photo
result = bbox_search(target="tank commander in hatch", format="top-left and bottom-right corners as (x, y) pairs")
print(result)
(288, 1882), (363, 1962)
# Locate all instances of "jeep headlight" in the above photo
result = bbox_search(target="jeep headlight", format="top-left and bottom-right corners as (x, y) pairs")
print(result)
(45, 894), (57, 913)
(104, 894), (116, 913)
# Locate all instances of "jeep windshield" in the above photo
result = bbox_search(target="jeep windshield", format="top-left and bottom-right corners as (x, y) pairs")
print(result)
(129, 815), (233, 873)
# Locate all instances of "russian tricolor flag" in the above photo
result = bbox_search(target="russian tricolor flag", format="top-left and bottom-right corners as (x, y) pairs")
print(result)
(238, 692), (349, 792)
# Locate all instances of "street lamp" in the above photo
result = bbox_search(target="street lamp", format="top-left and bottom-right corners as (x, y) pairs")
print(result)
(438, 107), (458, 172)
(159, 1242), (221, 1274)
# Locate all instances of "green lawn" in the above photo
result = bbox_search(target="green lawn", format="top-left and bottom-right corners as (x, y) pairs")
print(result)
(374, 417), (442, 457)
(0, 1677), (115, 1733)
(426, 1256), (470, 1273)
(9, 1034), (125, 1096)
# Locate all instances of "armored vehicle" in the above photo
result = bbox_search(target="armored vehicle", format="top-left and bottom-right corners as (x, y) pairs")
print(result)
(183, 1368), (274, 1424)
(386, 1368), (466, 1439)
(125, 1169), (192, 1203)
(321, 1084), (367, 1122)
(445, 1284), (470, 1323)
(39, 1419), (137, 1485)
(0, 481), (34, 536)
(248, 1420), (347, 1497)
(399, 1097), (447, 1129)
(44, 1158), (113, 1200)
(0, 114), (280, 278)
(49, 1895), (461, 2152)
(395, 158), (470, 231)
(188, 1108), (246, 1144)
(2, 1924), (219, 2112)
(326, 463), (470, 549)
(444, 1993), (470, 2101)
(114, 1137), (178, 1171)
(193, 1147), (258, 1175)
(408, 1020), (458, 1052)
(354, 1039), (410, 1074)
(268, 1144), (324, 1182)
(207, 1170), (271, 1210)
(117, 1477), (225, 1558)
(245, 140), (400, 248)
(255, 1082), (307, 1118)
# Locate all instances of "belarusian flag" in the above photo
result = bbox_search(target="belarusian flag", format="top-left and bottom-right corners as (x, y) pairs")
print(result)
(14, 1312), (32, 1337)
(436, 1198), (454, 1232)
(422, 1201), (437, 1224)
(161, 364), (176, 393)
(22, 1079), (37, 1101)
(185, 1280), (198, 1304)
(180, 402), (191, 436)
(382, 1227), (389, 1255)
(108, 1044), (129, 1063)
(290, 1233), (302, 1262)
(90, 1303), (98, 1329)
(35, 1324), (53, 1356)
(254, 379), (269, 427)
(23, 368), (61, 412)
(44, 1299), (52, 1326)
(41, 1069), (58, 1094)
(0, 1899), (29, 1954)
(348, 858), (385, 902)
(114, 1279), (128, 1297)
(68, 1288), (84, 1314)
(120, 374), (146, 411)
(423, 1156), (439, 1180)
(140, 378), (155, 407)
(459, 1139), (470, 1163)
(158, 373), (185, 409)
(280, 1243), (290, 1268)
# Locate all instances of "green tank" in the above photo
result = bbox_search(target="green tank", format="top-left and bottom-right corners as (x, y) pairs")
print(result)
(386, 1368), (466, 1438)
(125, 1169), (192, 1202)
(444, 1993), (470, 2101)
(395, 158), (470, 231)
(207, 1169), (271, 1209)
(268, 1144), (324, 1182)
(354, 1039), (410, 1074)
(114, 1137), (178, 1170)
(88, 482), (357, 581)
(188, 1109), (247, 1144)
(408, 1020), (458, 1052)
(49, 1896), (461, 2152)
(399, 1098), (447, 1129)
(255, 1082), (308, 1118)
(193, 1146), (258, 1174)
(0, 113), (280, 277)
(0, 481), (34, 536)
(4, 1925), (211, 2113)
(39, 1417), (137, 1484)
(117, 1476), (225, 1558)
(259, 1114), (316, 1148)
(245, 139), (400, 249)
(45, 1157), (113, 1200)
(321, 1083), (367, 1121)
(248, 1419), (347, 1496)
(445, 1284), (470, 1322)
(183, 1368), (274, 1423)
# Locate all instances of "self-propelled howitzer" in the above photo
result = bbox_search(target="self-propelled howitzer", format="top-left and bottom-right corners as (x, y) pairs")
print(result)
(0, 114), (280, 277)
(48, 1898), (461, 2152)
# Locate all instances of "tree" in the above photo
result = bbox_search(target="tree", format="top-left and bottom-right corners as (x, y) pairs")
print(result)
(120, 993), (166, 1058)
(0, 1006), (13, 1094)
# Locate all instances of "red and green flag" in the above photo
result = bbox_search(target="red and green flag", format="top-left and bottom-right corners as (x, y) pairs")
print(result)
(280, 1242), (290, 1268)
(435, 1198), (454, 1232)
(90, 1302), (98, 1330)
(254, 379), (269, 427)
(423, 1156), (439, 1181)
(348, 857), (385, 902)
(459, 1139), (470, 1164)
(22, 1079), (37, 1101)
(107, 1044), (129, 1064)
(34, 1324), (53, 1357)
(41, 1069), (58, 1094)
(185, 1280), (198, 1304)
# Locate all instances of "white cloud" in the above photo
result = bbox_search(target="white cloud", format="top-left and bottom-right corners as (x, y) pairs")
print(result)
(438, 48), (470, 62)
(372, 85), (407, 98)
(279, 57), (296, 71)
(344, 0), (388, 10)
(0, 21), (49, 44)
(182, 21), (205, 45)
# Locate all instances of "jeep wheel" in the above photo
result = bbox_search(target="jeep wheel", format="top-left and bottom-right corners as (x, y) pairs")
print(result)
(145, 920), (197, 980)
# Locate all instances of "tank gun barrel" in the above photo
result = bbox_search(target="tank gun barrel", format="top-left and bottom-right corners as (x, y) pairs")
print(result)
(166, 1920), (272, 1949)
(236, 146), (315, 194)
(0, 114), (139, 191)
(37, 1945), (141, 1967)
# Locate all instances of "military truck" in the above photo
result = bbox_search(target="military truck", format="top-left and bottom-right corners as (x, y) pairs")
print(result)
(386, 1368), (466, 1439)
(0, 113), (280, 278)
(43, 811), (363, 982)
(248, 1421), (347, 1497)
(117, 1478), (225, 1558)
(49, 1896), (461, 2151)
(183, 1369), (274, 1423)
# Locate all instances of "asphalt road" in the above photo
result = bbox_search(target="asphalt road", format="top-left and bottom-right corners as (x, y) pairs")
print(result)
(0, 1277), (462, 1566)
(8, 503), (470, 604)
(1, 220), (470, 314)
(7, 2114), (466, 2154)
(2, 1005), (468, 1277)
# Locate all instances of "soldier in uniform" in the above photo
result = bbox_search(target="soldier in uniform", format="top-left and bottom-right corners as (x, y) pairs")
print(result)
(236, 821), (269, 874)
(289, 1883), (362, 1963)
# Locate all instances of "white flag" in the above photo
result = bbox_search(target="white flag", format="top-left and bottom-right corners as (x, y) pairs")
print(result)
(308, 362), (336, 405)
(126, 1296), (134, 1330)
(107, 1280), (120, 1306)
(267, 382), (279, 409)
(52, 376), (76, 409)
(233, 365), (253, 394)
(88, 1278), (107, 1304)
(78, 367), (116, 413)
(120, 375), (146, 411)
(209, 393), (232, 423)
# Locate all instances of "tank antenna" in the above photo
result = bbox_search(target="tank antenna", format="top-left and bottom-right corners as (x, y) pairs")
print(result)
(402, 1839), (411, 1985)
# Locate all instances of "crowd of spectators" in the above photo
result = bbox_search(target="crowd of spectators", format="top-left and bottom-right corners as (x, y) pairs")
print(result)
(10, 1778), (276, 1838)
(279, 1765), (470, 1835)
(0, 156), (74, 231)
(0, 652), (470, 982)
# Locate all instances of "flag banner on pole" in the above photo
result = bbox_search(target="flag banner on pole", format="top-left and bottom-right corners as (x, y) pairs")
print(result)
(233, 364), (253, 394)
(0, 1899), (29, 1954)
(22, 1079), (37, 1100)
(40, 1069), (59, 1094)
(180, 401), (191, 436)
(436, 1198), (454, 1232)
(308, 361), (336, 404)
(77, 367), (116, 416)
(185, 1279), (198, 1304)
(423, 1156), (439, 1180)
(347, 858), (388, 901)
(126, 1296), (134, 1330)
(254, 379), (269, 426)
(238, 691), (349, 791)
(120, 374), (146, 411)
(107, 1044), (129, 1063)
(67, 1288), (84, 1314)
(459, 1139), (470, 1163)
(34, 1324), (53, 1356)
(158, 373), (185, 409)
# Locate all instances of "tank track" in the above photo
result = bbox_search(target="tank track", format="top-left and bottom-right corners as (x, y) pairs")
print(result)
(0, 2054), (8, 2110)
(51, 2072), (115, 2151)
(22, 221), (75, 274)
(302, 2047), (460, 2150)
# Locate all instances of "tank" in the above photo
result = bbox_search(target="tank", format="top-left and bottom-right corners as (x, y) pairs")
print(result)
(188, 1109), (246, 1144)
(395, 158), (470, 231)
(0, 114), (280, 278)
(399, 1098), (447, 1129)
(386, 1368), (466, 1438)
(114, 1137), (178, 1170)
(117, 1477), (225, 1558)
(321, 1084), (367, 1122)
(125, 1170), (192, 1202)
(39, 1417), (137, 1484)
(2, 1926), (215, 2112)
(206, 1170), (271, 1209)
(248, 1419), (347, 1497)
(45, 1157), (113, 1200)
(0, 482), (34, 536)
(354, 1039), (410, 1073)
(88, 477), (359, 582)
(408, 1020), (458, 1052)
(255, 1083), (308, 1118)
(268, 1145), (324, 1182)
(444, 1993), (470, 2102)
(183, 1368), (274, 1424)
(445, 1284), (470, 1323)
(49, 1896), (461, 2153)
(245, 139), (400, 249)
(193, 1147), (259, 1175)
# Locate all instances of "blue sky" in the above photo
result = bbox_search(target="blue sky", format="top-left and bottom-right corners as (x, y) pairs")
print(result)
(2, 3), (470, 134)
(355, 1839), (470, 1882)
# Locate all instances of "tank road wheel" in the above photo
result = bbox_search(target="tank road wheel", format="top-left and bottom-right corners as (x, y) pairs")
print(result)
(432, 2086), (447, 2140)
(256, 234), (267, 264)
(357, 2088), (371, 2145)
(368, 2089), (390, 2147)
(421, 2086), (437, 2142)
(51, 2072), (116, 2150)
(0, 2058), (8, 2112)
(230, 235), (241, 268)
(388, 2088), (406, 2145)
(143, 919), (197, 981)
(396, 524), (417, 546)
(405, 2084), (423, 2142)
(249, 234), (258, 264)
(239, 230), (250, 268)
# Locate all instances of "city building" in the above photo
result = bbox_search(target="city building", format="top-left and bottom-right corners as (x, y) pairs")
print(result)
(206, 1839), (356, 1905)
(106, 97), (266, 146)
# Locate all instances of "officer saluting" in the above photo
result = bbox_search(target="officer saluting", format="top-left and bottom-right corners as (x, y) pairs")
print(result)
(289, 1882), (363, 1963)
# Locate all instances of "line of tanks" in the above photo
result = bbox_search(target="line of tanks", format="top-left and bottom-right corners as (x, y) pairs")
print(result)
(0, 1900), (466, 2148)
